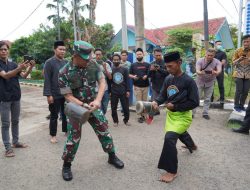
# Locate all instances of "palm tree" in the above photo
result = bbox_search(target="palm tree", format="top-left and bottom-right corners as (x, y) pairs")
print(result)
(89, 0), (97, 23)
(46, 0), (70, 40)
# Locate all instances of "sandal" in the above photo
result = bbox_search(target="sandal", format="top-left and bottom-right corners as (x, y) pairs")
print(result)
(5, 149), (15, 157)
(12, 142), (28, 148)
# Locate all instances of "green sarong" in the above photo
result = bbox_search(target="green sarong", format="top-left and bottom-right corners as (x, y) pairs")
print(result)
(164, 110), (192, 134)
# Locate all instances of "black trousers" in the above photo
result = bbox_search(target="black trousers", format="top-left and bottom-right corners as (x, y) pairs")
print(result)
(211, 71), (225, 102)
(158, 131), (195, 174)
(49, 97), (67, 136)
(242, 100), (250, 128)
(234, 78), (250, 109)
(111, 93), (129, 123)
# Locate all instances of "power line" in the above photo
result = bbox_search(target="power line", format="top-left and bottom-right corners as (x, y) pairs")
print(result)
(1, 0), (46, 40)
(231, 0), (239, 14)
(125, 0), (165, 45)
(216, 0), (235, 20)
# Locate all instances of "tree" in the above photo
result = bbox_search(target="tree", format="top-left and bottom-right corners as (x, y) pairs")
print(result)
(10, 37), (32, 62)
(46, 0), (69, 23)
(89, 0), (97, 23)
(89, 23), (115, 51)
(166, 28), (199, 53)
(229, 24), (238, 48)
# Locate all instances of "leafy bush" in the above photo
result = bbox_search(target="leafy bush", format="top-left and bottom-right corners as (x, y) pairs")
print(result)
(31, 70), (43, 80)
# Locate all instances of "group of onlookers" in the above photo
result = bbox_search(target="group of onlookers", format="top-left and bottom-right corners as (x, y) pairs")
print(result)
(0, 37), (250, 183)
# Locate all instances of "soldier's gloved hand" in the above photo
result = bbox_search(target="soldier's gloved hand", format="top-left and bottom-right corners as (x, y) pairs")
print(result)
(89, 100), (101, 111)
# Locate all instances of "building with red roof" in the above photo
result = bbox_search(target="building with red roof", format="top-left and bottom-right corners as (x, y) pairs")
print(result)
(112, 17), (234, 52)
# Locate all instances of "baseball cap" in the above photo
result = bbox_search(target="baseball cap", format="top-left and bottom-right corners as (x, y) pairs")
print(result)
(73, 41), (94, 60)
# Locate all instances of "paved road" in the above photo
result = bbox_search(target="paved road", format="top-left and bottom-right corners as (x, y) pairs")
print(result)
(0, 86), (249, 190)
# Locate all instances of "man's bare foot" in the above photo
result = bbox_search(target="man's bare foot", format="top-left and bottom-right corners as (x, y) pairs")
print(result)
(159, 173), (177, 183)
(50, 136), (58, 144)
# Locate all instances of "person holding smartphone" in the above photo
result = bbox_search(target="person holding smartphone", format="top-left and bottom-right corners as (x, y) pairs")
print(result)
(232, 35), (250, 112)
(193, 48), (222, 120)
(0, 41), (35, 157)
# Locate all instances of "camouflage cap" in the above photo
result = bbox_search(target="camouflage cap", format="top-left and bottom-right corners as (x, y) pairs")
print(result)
(73, 41), (94, 60)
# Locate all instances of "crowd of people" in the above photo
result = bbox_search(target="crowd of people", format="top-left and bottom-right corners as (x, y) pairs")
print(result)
(0, 36), (249, 183)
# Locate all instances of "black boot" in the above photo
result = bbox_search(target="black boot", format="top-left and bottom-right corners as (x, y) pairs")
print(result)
(232, 125), (249, 135)
(62, 162), (73, 181)
(108, 153), (124, 169)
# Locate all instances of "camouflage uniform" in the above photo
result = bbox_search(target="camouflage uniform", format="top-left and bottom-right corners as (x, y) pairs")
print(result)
(59, 60), (115, 162)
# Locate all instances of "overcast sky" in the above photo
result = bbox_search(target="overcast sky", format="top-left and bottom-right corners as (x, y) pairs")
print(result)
(0, 0), (242, 41)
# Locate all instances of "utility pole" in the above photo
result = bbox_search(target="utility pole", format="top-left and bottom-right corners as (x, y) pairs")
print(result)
(203, 0), (209, 50)
(134, 0), (146, 51)
(72, 0), (77, 41)
(121, 0), (128, 50)
(238, 0), (244, 48)
(56, 0), (61, 40)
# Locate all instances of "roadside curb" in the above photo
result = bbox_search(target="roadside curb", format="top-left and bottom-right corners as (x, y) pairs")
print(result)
(20, 82), (43, 87)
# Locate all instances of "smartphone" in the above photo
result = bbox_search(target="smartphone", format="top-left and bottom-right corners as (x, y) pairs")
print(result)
(24, 55), (34, 62)
(205, 70), (212, 74)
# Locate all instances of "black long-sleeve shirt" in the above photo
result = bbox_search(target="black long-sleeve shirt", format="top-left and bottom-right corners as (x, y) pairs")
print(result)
(43, 56), (67, 99)
(111, 66), (130, 95)
(155, 73), (199, 112)
(148, 59), (169, 92)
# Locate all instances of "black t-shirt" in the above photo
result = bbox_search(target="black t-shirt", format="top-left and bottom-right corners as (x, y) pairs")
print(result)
(111, 66), (130, 95)
(215, 50), (227, 69)
(155, 73), (199, 112)
(130, 62), (150, 87)
(0, 59), (21, 102)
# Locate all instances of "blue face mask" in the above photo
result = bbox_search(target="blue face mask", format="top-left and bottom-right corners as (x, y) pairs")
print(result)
(216, 45), (224, 51)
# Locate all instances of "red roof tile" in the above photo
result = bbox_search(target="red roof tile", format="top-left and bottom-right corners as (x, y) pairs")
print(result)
(127, 17), (226, 46)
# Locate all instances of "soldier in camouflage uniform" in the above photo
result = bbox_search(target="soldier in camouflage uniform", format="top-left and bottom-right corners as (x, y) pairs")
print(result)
(59, 41), (124, 181)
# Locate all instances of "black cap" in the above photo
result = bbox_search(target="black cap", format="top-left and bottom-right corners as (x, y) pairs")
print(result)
(54, 40), (65, 49)
(136, 47), (143, 53)
(164, 51), (180, 63)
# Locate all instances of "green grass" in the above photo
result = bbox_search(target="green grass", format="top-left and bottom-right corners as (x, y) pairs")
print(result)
(19, 79), (44, 84)
(227, 122), (241, 129)
(213, 73), (235, 99)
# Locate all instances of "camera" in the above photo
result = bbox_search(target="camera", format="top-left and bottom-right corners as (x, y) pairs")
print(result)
(153, 64), (160, 69)
(205, 70), (212, 74)
(24, 55), (34, 62)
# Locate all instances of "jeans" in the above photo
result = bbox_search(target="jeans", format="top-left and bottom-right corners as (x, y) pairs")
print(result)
(49, 98), (67, 137)
(193, 85), (214, 116)
(234, 78), (250, 109)
(0, 101), (20, 150)
(111, 93), (129, 123)
(101, 90), (110, 115)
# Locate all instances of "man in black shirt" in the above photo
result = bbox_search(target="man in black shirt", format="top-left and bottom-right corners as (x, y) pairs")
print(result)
(110, 54), (130, 127)
(129, 48), (150, 123)
(43, 41), (68, 143)
(212, 40), (227, 103)
(152, 51), (199, 183)
(148, 48), (168, 101)
(0, 41), (35, 157)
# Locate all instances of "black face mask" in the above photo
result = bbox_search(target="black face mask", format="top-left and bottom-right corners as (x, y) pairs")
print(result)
(137, 57), (143, 62)
(113, 62), (120, 67)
